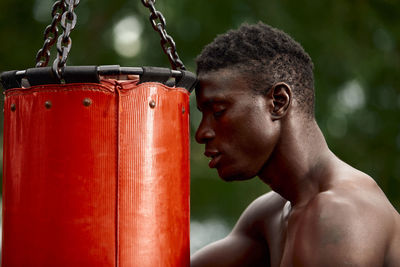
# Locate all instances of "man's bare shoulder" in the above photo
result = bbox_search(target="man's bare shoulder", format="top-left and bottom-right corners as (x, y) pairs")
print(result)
(190, 192), (282, 267)
(233, 191), (288, 238)
(315, 170), (399, 224)
(295, 172), (400, 266)
(240, 191), (287, 218)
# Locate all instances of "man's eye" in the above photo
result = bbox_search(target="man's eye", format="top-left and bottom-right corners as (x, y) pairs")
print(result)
(213, 109), (225, 118)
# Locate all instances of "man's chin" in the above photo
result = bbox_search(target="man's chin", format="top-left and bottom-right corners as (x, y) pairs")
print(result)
(217, 168), (254, 182)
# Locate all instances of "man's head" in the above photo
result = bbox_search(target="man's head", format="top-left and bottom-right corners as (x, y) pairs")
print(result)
(196, 22), (315, 117)
(195, 22), (316, 181)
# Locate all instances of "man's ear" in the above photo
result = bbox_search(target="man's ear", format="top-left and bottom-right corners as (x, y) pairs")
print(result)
(268, 82), (292, 120)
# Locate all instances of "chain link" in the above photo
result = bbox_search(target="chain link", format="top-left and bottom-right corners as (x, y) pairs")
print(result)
(141, 0), (186, 70)
(35, 0), (66, 68)
(52, 0), (80, 79)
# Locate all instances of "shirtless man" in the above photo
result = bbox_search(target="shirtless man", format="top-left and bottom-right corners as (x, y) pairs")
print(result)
(191, 22), (400, 267)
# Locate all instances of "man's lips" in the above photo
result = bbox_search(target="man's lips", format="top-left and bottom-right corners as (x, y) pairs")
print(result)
(204, 150), (221, 168)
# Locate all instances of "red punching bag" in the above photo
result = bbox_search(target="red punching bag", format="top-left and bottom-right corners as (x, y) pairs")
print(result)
(1, 66), (196, 266)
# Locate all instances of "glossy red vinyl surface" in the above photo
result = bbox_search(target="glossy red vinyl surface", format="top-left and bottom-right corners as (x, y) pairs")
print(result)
(2, 80), (190, 266)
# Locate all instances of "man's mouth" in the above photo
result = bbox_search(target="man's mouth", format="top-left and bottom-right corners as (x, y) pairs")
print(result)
(208, 154), (221, 168)
(204, 150), (221, 168)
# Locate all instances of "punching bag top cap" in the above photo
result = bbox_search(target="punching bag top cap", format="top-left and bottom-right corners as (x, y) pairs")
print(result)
(0, 65), (197, 92)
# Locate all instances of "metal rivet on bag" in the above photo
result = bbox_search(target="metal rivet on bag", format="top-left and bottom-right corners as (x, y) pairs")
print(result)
(10, 103), (16, 112)
(149, 100), (156, 108)
(45, 101), (52, 109)
(83, 98), (92, 107)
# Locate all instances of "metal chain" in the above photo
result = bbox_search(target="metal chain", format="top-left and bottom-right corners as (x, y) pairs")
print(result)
(36, 0), (183, 74)
(35, 0), (66, 68)
(52, 0), (80, 79)
(141, 0), (186, 70)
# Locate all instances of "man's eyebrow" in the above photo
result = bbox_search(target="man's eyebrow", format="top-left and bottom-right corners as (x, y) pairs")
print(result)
(197, 99), (216, 111)
(197, 98), (229, 111)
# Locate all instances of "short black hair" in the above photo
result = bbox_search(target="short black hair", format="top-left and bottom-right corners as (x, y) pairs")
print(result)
(196, 22), (315, 116)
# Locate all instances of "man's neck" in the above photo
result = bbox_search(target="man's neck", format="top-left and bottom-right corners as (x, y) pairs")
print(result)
(258, 119), (337, 207)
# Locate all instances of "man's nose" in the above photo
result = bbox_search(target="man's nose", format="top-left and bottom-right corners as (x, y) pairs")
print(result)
(195, 118), (215, 144)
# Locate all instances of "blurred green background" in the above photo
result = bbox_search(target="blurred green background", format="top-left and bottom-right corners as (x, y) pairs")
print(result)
(0, 0), (399, 252)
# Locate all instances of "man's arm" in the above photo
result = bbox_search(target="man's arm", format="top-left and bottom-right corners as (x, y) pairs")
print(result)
(191, 231), (269, 267)
(191, 192), (286, 267)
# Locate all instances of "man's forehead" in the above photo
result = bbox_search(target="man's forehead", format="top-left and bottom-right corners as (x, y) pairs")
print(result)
(196, 82), (239, 105)
(196, 68), (250, 96)
(195, 76), (251, 110)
